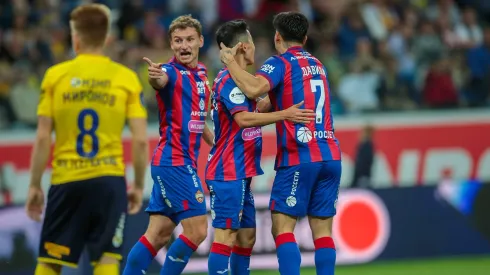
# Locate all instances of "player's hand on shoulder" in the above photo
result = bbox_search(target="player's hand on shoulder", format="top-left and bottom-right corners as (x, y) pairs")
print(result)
(143, 57), (168, 89)
(127, 187), (143, 215)
(25, 186), (44, 222)
(219, 42), (241, 65)
(282, 101), (316, 124)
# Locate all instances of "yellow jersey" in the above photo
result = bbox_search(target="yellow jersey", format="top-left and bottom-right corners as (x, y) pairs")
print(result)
(37, 54), (147, 184)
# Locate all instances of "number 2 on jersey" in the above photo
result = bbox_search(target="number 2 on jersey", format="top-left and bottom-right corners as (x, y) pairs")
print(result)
(310, 79), (326, 124)
(76, 109), (99, 158)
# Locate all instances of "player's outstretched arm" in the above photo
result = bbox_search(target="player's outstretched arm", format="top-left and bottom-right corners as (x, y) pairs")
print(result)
(143, 57), (169, 90)
(128, 118), (149, 214)
(26, 116), (53, 221)
(233, 101), (315, 128)
(220, 43), (270, 99)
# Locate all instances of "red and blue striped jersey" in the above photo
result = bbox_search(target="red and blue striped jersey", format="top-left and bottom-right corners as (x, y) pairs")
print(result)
(151, 58), (210, 168)
(206, 69), (264, 181)
(256, 46), (341, 169)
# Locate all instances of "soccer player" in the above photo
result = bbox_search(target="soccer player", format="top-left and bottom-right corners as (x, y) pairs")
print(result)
(219, 12), (342, 275)
(123, 15), (214, 275)
(25, 4), (148, 275)
(207, 20), (316, 275)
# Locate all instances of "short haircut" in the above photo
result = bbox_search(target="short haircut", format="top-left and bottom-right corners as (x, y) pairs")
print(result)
(216, 20), (249, 48)
(169, 15), (202, 38)
(70, 4), (111, 48)
(272, 12), (309, 44)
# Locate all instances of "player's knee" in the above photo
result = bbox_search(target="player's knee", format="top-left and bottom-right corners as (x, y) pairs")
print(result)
(35, 263), (61, 275)
(308, 216), (333, 240)
(145, 214), (176, 249)
(236, 228), (256, 248)
(181, 215), (208, 245)
(214, 228), (238, 247)
(271, 211), (296, 239)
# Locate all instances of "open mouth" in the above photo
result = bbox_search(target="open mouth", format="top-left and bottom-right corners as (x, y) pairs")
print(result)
(180, 51), (191, 58)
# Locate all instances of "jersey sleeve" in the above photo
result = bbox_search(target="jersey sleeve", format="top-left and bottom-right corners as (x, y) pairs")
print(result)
(126, 71), (148, 119)
(160, 63), (176, 81)
(256, 56), (284, 91)
(37, 68), (55, 117)
(220, 82), (251, 115)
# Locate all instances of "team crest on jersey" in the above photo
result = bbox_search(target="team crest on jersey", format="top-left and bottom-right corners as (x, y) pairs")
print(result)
(199, 98), (205, 111)
(195, 190), (204, 203)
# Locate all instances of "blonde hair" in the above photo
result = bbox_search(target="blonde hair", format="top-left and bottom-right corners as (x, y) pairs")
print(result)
(169, 15), (202, 38)
(70, 4), (110, 48)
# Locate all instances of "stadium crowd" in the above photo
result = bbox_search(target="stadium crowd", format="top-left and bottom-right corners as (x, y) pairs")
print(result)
(0, 0), (489, 129)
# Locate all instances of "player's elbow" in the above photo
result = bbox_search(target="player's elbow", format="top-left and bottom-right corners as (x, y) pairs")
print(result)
(132, 138), (148, 151)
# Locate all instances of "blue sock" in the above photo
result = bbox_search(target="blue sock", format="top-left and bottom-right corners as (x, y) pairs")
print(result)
(314, 237), (336, 275)
(160, 234), (197, 275)
(230, 246), (253, 275)
(275, 233), (301, 275)
(123, 236), (157, 275)
(208, 242), (232, 274)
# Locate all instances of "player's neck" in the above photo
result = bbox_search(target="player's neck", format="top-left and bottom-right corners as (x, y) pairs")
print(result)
(278, 41), (303, 54)
(76, 48), (105, 56)
(234, 54), (248, 70)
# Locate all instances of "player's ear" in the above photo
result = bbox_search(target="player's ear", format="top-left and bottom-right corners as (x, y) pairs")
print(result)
(199, 35), (204, 48)
(274, 31), (281, 43)
(303, 35), (308, 45)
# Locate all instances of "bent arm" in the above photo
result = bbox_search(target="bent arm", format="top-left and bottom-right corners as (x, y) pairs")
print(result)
(227, 61), (270, 99)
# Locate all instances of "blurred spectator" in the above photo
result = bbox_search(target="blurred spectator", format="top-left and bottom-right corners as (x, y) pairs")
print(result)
(466, 26), (490, 107)
(425, 0), (460, 26)
(360, 0), (399, 41)
(0, 0), (488, 128)
(422, 55), (459, 108)
(351, 125), (375, 188)
(454, 7), (483, 49)
(337, 10), (371, 60)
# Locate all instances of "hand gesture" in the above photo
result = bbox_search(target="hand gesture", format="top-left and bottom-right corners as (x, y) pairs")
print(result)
(219, 42), (242, 65)
(127, 188), (143, 215)
(25, 186), (44, 222)
(283, 101), (316, 124)
(143, 57), (164, 80)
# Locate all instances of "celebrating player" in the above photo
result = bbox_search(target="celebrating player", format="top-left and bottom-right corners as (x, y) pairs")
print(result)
(26, 4), (148, 275)
(123, 15), (214, 275)
(207, 20), (316, 275)
(220, 12), (342, 275)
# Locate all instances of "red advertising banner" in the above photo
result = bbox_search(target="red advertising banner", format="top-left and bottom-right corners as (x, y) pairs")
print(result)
(1, 112), (490, 205)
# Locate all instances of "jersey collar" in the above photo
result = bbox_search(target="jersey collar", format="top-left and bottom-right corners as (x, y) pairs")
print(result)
(171, 57), (200, 72)
(286, 46), (304, 53)
(76, 53), (110, 60)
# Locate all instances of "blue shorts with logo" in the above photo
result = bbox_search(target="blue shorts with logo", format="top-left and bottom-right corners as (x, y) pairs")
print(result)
(270, 160), (341, 218)
(206, 177), (256, 230)
(146, 165), (207, 224)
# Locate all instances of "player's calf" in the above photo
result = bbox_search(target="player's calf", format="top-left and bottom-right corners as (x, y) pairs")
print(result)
(230, 228), (256, 275)
(271, 211), (301, 275)
(123, 215), (176, 275)
(160, 215), (207, 275)
(209, 228), (238, 275)
(309, 216), (336, 275)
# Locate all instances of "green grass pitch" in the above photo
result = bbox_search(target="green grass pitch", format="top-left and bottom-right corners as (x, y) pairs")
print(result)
(189, 255), (490, 275)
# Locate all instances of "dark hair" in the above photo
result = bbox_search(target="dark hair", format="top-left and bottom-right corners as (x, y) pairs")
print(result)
(272, 12), (309, 43)
(216, 19), (249, 48)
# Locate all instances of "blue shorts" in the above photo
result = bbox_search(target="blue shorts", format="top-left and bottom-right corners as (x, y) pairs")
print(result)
(270, 160), (341, 218)
(146, 165), (207, 224)
(206, 178), (256, 230)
